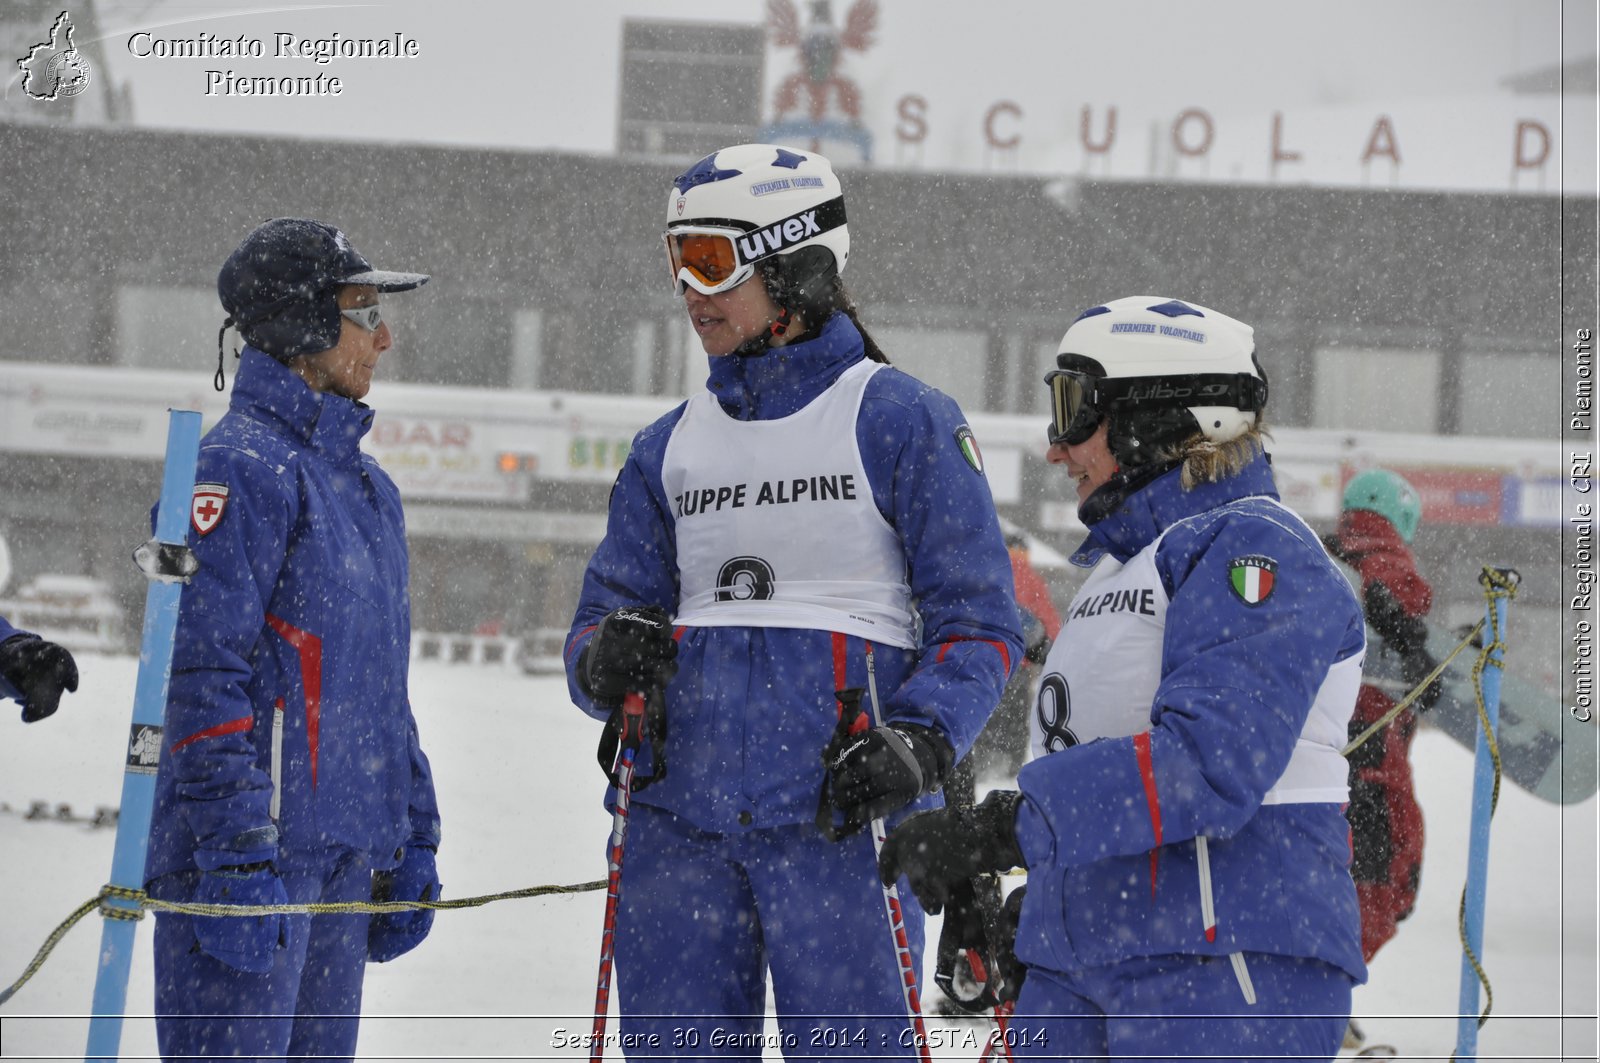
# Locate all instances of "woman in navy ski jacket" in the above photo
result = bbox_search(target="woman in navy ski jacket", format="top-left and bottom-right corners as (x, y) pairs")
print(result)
(144, 219), (440, 1062)
(882, 297), (1367, 1063)
(565, 145), (1022, 1055)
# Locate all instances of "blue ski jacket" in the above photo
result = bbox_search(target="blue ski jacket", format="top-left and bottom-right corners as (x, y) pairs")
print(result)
(566, 313), (1023, 833)
(1013, 453), (1368, 982)
(0, 615), (32, 703)
(145, 349), (439, 882)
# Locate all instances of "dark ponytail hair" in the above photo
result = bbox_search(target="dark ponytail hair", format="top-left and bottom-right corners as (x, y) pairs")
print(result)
(761, 250), (890, 364)
(827, 276), (890, 365)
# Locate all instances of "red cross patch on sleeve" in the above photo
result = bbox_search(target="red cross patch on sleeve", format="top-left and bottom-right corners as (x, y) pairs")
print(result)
(191, 483), (230, 536)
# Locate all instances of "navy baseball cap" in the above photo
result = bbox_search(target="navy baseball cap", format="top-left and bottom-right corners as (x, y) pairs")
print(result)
(217, 218), (429, 362)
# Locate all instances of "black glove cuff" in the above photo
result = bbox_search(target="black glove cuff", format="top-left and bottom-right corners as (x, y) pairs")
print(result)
(0, 633), (39, 676)
(574, 642), (606, 704)
(894, 723), (954, 796)
(975, 789), (1026, 871)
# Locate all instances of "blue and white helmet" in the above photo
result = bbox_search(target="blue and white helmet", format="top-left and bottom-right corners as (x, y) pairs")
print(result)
(664, 144), (849, 298)
(1047, 296), (1268, 453)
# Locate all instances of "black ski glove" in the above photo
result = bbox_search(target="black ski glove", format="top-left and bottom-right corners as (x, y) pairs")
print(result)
(1400, 643), (1444, 712)
(934, 877), (1027, 1012)
(577, 606), (677, 707)
(0, 634), (79, 723)
(1365, 583), (1428, 658)
(878, 789), (1025, 914)
(825, 721), (953, 826)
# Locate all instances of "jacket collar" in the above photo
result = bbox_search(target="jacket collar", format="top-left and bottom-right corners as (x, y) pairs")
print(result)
(1333, 508), (1409, 559)
(231, 347), (375, 465)
(704, 312), (864, 420)
(1070, 449), (1280, 566)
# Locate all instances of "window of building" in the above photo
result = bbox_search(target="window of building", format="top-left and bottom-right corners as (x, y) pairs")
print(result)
(510, 310), (544, 389)
(1312, 347), (1441, 433)
(873, 327), (991, 413)
(397, 293), (508, 388)
(1459, 351), (1559, 438)
(115, 286), (216, 371)
(1030, 337), (1062, 416)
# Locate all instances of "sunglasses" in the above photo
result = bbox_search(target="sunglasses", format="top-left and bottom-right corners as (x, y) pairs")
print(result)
(664, 226), (755, 296)
(340, 304), (383, 331)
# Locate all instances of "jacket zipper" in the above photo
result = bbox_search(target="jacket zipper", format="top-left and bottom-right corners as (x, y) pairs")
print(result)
(1195, 835), (1257, 1005)
(269, 698), (285, 821)
(863, 643), (884, 727)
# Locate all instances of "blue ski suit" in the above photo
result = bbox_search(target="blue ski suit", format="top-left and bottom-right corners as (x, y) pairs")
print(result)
(1009, 454), (1367, 1061)
(0, 616), (30, 704)
(566, 312), (1023, 1057)
(144, 348), (439, 1062)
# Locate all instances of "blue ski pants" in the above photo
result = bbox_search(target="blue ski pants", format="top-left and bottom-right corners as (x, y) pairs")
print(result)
(1004, 951), (1353, 1062)
(612, 802), (928, 1060)
(150, 848), (375, 1063)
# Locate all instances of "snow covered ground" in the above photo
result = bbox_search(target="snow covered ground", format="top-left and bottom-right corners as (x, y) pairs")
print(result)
(1, 653), (1594, 1061)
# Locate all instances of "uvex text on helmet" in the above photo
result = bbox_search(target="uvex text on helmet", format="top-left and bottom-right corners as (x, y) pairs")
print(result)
(1048, 297), (1268, 452)
(217, 218), (429, 361)
(664, 144), (848, 298)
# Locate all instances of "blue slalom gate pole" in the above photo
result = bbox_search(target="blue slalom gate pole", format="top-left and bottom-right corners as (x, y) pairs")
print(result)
(1453, 567), (1517, 1063)
(85, 409), (202, 1062)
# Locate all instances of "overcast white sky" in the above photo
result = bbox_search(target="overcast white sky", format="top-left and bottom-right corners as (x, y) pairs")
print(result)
(7, 0), (1597, 189)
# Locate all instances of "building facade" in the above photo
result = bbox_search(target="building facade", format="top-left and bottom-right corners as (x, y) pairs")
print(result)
(0, 123), (1581, 695)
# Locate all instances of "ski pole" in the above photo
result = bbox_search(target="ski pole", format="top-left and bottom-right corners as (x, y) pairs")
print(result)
(863, 647), (936, 1063)
(1454, 567), (1517, 1063)
(590, 687), (649, 1063)
(86, 409), (202, 1063)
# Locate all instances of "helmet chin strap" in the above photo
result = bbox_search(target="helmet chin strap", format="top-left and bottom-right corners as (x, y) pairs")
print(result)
(733, 303), (793, 358)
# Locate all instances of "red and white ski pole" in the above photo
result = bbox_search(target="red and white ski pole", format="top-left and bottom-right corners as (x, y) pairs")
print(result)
(590, 688), (648, 1063)
(863, 647), (936, 1063)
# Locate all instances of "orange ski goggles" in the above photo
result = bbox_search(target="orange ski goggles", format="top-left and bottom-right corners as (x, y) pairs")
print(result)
(664, 226), (754, 296)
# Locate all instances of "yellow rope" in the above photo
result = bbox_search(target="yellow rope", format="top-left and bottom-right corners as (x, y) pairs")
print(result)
(0, 878), (604, 1008)
(1451, 566), (1519, 1057)
(142, 878), (606, 918)
(1341, 619), (1486, 757)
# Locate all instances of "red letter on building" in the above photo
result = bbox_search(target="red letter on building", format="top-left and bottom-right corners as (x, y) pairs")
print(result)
(1271, 112), (1301, 170)
(985, 101), (1022, 150)
(896, 95), (928, 144)
(1514, 119), (1550, 169)
(1362, 116), (1402, 166)
(1171, 108), (1215, 157)
(1080, 104), (1117, 156)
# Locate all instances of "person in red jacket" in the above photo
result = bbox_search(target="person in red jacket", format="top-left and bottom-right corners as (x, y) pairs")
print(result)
(1323, 468), (1438, 972)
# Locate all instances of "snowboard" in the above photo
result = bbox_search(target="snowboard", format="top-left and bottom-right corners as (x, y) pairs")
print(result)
(1359, 617), (1595, 806)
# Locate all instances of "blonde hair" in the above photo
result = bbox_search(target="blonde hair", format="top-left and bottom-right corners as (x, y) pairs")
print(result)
(1146, 422), (1272, 490)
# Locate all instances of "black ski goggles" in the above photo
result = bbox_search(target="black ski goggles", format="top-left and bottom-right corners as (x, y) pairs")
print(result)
(1045, 368), (1267, 446)
(1045, 368), (1104, 446)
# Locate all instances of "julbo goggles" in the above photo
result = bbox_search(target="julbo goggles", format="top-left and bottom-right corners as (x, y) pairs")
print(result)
(664, 225), (755, 296)
(1045, 368), (1103, 446)
(1045, 367), (1267, 446)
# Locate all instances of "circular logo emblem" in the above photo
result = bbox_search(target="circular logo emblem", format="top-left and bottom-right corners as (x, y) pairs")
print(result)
(46, 50), (92, 98)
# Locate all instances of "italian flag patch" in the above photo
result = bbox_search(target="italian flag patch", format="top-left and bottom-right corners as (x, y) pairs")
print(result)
(1228, 555), (1278, 605)
(954, 425), (985, 475)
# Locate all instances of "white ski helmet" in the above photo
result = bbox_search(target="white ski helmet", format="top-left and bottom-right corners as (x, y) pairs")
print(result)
(664, 143), (849, 301)
(1046, 296), (1267, 460)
